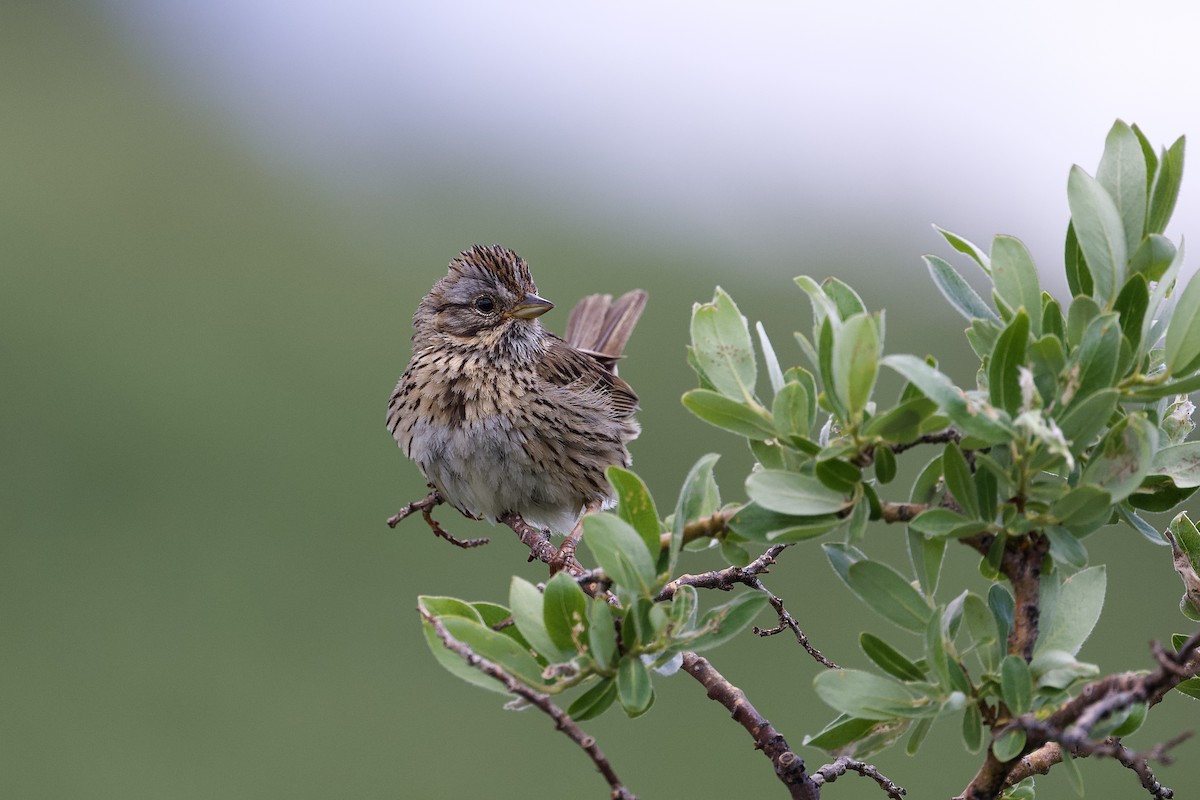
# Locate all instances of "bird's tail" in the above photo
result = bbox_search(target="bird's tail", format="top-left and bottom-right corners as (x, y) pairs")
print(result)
(564, 290), (648, 372)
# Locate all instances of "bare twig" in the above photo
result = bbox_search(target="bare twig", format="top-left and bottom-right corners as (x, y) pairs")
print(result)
(681, 651), (820, 800)
(387, 490), (490, 548)
(813, 755), (906, 799)
(752, 579), (840, 670)
(655, 544), (790, 600)
(419, 606), (636, 800)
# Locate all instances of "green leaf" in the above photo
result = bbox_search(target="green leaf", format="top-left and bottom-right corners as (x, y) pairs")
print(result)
(583, 514), (658, 599)
(1152, 443), (1200, 488)
(1055, 389), (1118, 452)
(934, 225), (991, 275)
(991, 236), (1043, 336)
(726, 502), (840, 543)
(908, 529), (946, 597)
(1064, 222), (1093, 298)
(607, 467), (662, 561)
(690, 287), (757, 403)
(814, 669), (933, 720)
(992, 729), (1027, 762)
(860, 632), (926, 682)
(862, 396), (938, 444)
(683, 389), (776, 439)
(1000, 654), (1033, 715)
(833, 312), (880, 420)
(815, 458), (862, 493)
(1036, 566), (1106, 657)
(846, 560), (932, 632)
(1132, 123), (1159, 184)
(1068, 165), (1128, 306)
(988, 310), (1030, 415)
(543, 572), (588, 653)
(1049, 484), (1113, 529)
(1065, 294), (1101, 349)
(568, 678), (617, 721)
(817, 316), (846, 421)
(1147, 135), (1185, 234)
(822, 276), (868, 319)
(1176, 677), (1200, 701)
(1113, 274), (1149, 354)
(772, 381), (812, 441)
(1165, 269), (1200, 376)
(1028, 334), (1065, 406)
(616, 654), (654, 716)
(824, 541), (870, 586)
(925, 254), (998, 322)
(756, 321), (785, 394)
(1061, 745), (1086, 796)
(672, 454), (721, 569)
(962, 704), (983, 754)
(509, 577), (569, 662)
(881, 355), (1013, 444)
(874, 445), (897, 484)
(587, 598), (617, 669)
(963, 592), (1001, 672)
(1129, 234), (1176, 283)
(1045, 526), (1090, 568)
(1080, 415), (1158, 503)
(1096, 120), (1148, 256)
(1043, 295), (1065, 340)
(1067, 313), (1121, 409)
(745, 469), (852, 516)
(803, 715), (883, 752)
(906, 716), (933, 756)
(689, 591), (770, 652)
(908, 508), (988, 539)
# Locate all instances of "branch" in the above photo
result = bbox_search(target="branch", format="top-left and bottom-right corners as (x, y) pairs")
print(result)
(656, 544), (790, 600)
(812, 756), (906, 799)
(419, 607), (636, 800)
(751, 577), (840, 669)
(958, 629), (1200, 800)
(387, 490), (490, 548)
(681, 651), (820, 800)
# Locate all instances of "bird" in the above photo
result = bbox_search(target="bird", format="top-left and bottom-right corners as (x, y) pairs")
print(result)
(386, 244), (647, 542)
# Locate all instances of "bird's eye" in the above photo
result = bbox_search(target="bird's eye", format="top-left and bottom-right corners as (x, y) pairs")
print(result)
(473, 295), (495, 313)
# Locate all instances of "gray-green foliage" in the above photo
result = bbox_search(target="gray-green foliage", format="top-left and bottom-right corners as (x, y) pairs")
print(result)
(417, 122), (1200, 795)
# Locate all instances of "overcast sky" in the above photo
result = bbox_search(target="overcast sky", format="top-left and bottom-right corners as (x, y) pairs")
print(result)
(101, 0), (1200, 278)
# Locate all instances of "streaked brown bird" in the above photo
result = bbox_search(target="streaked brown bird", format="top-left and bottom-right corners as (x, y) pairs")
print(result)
(387, 245), (646, 542)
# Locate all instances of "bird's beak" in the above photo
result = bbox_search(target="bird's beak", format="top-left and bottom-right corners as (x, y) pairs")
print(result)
(509, 292), (555, 319)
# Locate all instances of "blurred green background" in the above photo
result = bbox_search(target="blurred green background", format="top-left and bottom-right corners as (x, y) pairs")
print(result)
(4, 3), (1199, 799)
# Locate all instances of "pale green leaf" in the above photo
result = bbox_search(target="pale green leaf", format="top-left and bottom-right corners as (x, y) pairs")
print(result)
(690, 288), (757, 402)
(745, 469), (852, 516)
(1068, 165), (1128, 305)
(847, 560), (932, 632)
(1036, 566), (1106, 657)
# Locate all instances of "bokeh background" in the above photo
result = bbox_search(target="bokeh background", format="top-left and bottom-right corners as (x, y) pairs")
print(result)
(4, 2), (1200, 798)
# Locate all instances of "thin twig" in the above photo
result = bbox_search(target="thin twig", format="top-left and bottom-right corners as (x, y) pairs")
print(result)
(655, 544), (790, 600)
(812, 755), (906, 799)
(387, 490), (490, 548)
(680, 651), (820, 800)
(419, 606), (636, 800)
(750, 578), (840, 670)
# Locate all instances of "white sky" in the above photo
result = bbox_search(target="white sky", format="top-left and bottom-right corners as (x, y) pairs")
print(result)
(102, 0), (1200, 276)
